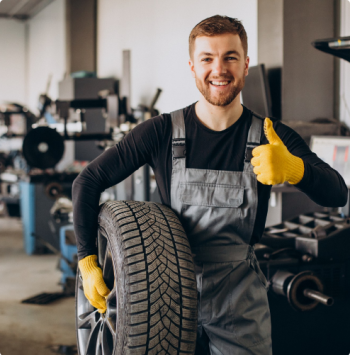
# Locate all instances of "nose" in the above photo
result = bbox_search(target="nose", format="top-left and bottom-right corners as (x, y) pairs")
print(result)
(212, 58), (227, 75)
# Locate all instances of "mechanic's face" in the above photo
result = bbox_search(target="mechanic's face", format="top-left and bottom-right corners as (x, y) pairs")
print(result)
(189, 33), (249, 106)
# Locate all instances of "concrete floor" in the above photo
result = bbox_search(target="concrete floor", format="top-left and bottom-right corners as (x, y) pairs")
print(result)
(0, 217), (76, 354)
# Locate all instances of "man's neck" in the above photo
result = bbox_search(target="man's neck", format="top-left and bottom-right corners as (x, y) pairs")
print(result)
(194, 96), (243, 131)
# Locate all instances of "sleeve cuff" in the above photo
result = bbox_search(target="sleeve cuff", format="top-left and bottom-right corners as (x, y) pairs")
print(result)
(293, 160), (311, 189)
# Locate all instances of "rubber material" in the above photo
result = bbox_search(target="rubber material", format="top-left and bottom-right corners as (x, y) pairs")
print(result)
(76, 200), (198, 355)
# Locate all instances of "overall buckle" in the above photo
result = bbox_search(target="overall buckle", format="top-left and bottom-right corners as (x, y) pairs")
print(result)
(172, 138), (186, 159)
(245, 143), (259, 162)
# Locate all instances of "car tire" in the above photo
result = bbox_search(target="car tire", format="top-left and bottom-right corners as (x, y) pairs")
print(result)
(76, 200), (198, 355)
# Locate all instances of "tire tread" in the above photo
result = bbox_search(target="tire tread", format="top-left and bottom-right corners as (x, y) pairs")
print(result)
(98, 201), (197, 355)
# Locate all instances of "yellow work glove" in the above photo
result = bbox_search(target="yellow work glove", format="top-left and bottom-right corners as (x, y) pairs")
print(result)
(251, 118), (304, 185)
(78, 255), (110, 313)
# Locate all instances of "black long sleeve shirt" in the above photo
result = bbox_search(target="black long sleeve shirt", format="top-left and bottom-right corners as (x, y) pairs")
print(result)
(72, 104), (348, 260)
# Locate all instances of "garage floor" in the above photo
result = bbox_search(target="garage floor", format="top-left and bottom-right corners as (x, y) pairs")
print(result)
(0, 217), (76, 355)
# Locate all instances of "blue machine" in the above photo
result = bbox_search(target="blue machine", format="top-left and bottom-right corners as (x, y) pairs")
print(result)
(19, 179), (75, 255)
(59, 224), (77, 293)
(19, 182), (36, 254)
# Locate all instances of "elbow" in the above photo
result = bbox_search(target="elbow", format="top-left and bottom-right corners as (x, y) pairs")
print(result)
(72, 175), (79, 195)
(71, 177), (79, 205)
(327, 172), (348, 207)
(72, 173), (85, 203)
(330, 182), (348, 208)
(71, 168), (105, 206)
(339, 186), (348, 207)
(338, 178), (348, 207)
(312, 183), (348, 208)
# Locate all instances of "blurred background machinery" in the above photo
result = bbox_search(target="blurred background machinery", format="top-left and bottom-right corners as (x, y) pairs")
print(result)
(0, 51), (162, 295)
(258, 210), (350, 355)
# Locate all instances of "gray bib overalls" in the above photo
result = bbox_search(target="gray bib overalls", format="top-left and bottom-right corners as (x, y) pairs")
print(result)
(170, 109), (272, 355)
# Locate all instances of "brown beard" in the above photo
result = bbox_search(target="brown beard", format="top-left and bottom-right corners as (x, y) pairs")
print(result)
(195, 75), (245, 107)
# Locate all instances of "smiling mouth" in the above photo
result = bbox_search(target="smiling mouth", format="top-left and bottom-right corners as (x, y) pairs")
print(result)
(209, 80), (231, 87)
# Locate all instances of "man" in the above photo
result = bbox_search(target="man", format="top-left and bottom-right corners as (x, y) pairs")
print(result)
(73, 15), (347, 355)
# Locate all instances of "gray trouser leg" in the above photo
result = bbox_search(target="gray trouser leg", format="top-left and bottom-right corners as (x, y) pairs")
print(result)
(195, 262), (272, 355)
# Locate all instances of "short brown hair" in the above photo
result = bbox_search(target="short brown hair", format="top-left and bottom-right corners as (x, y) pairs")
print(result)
(189, 15), (248, 59)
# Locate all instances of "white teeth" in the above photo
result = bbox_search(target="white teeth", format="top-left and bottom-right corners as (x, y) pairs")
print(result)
(211, 81), (229, 86)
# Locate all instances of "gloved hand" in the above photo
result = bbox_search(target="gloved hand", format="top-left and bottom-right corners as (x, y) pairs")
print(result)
(251, 118), (304, 185)
(78, 255), (110, 313)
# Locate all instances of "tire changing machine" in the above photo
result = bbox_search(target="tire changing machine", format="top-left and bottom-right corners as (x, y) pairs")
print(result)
(258, 210), (350, 355)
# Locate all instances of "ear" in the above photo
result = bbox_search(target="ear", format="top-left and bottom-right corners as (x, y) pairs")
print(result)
(189, 59), (196, 78)
(244, 56), (250, 76)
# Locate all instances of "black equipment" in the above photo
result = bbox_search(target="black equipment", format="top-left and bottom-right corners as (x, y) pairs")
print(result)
(55, 97), (117, 140)
(312, 36), (350, 63)
(22, 126), (65, 169)
(262, 211), (350, 260)
(21, 86), (162, 171)
(258, 211), (350, 355)
(271, 270), (334, 311)
(45, 181), (65, 199)
(20, 96), (118, 170)
(0, 103), (38, 137)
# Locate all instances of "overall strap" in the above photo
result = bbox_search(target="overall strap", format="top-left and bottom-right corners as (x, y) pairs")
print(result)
(170, 109), (186, 170)
(244, 113), (263, 172)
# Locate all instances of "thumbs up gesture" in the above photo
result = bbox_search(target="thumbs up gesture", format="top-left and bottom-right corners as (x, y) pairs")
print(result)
(251, 118), (304, 185)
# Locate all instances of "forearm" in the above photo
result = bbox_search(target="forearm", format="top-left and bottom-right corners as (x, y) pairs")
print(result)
(295, 161), (348, 207)
(72, 174), (101, 259)
(269, 121), (348, 207)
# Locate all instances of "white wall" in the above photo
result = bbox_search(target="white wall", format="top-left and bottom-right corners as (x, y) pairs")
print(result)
(97, 0), (257, 113)
(340, 0), (350, 126)
(0, 19), (26, 105)
(27, 0), (66, 114)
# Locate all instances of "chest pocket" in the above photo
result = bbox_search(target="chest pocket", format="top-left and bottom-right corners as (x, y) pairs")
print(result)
(179, 183), (244, 208)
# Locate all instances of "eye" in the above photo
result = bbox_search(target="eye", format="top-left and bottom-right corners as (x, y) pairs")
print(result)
(227, 56), (237, 61)
(201, 58), (211, 62)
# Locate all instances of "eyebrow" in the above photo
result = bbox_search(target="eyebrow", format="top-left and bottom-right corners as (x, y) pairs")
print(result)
(225, 50), (241, 57)
(198, 50), (241, 57)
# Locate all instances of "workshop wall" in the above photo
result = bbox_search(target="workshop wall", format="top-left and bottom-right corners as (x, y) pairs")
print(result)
(26, 0), (66, 114)
(0, 19), (26, 104)
(340, 0), (350, 126)
(97, 0), (257, 113)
